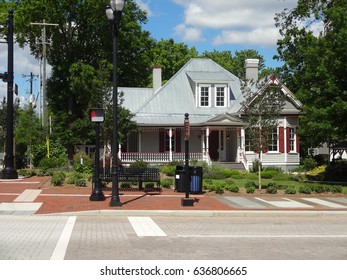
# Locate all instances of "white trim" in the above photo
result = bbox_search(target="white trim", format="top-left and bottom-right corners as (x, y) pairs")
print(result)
(215, 84), (228, 107)
(198, 84), (211, 107)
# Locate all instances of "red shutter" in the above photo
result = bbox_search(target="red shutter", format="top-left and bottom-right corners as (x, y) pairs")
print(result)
(175, 129), (181, 152)
(296, 133), (300, 153)
(279, 127), (285, 153)
(159, 129), (164, 153)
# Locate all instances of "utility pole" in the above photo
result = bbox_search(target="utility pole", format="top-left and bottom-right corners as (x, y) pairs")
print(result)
(30, 20), (58, 128)
(22, 72), (39, 107)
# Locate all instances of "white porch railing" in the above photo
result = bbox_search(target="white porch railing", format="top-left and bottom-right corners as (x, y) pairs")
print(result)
(238, 148), (249, 171)
(120, 152), (205, 163)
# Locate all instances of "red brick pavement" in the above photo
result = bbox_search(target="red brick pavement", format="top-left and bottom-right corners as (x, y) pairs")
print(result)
(1, 176), (232, 214)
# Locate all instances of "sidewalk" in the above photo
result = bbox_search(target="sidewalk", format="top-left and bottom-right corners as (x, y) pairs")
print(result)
(1, 176), (347, 215)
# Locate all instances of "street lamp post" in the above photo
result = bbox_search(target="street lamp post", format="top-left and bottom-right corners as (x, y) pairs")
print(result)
(106, 0), (125, 207)
(1, 9), (18, 179)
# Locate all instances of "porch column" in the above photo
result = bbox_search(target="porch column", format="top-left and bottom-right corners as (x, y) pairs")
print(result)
(206, 127), (210, 160)
(284, 117), (287, 162)
(138, 131), (142, 153)
(169, 128), (173, 161)
(201, 130), (206, 155)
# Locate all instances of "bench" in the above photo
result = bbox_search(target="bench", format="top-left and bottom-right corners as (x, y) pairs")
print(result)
(99, 167), (161, 191)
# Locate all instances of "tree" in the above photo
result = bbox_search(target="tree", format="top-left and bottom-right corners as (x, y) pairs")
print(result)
(151, 39), (199, 85)
(13, 0), (150, 158)
(15, 105), (44, 168)
(275, 0), (347, 149)
(241, 78), (286, 189)
(201, 49), (268, 79)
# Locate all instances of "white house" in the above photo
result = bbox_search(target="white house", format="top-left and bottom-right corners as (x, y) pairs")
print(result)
(114, 58), (302, 171)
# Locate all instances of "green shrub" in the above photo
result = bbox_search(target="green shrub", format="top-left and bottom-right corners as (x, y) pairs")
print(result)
(285, 186), (297, 194)
(331, 185), (343, 193)
(75, 178), (87, 187)
(299, 185), (312, 194)
(245, 181), (257, 188)
(66, 172), (83, 184)
(266, 186), (278, 194)
(252, 159), (262, 173)
(145, 182), (155, 189)
(204, 171), (229, 180)
(261, 170), (277, 179)
(161, 178), (173, 188)
(313, 184), (326, 194)
(214, 184), (224, 194)
(303, 157), (317, 171)
(246, 186), (256, 194)
(120, 182), (131, 188)
(130, 160), (149, 168)
(72, 152), (93, 174)
(226, 185), (239, 193)
(39, 157), (66, 170)
(160, 165), (176, 176)
(51, 171), (66, 186)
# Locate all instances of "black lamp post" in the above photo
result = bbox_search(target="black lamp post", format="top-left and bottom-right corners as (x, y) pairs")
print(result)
(1, 9), (18, 179)
(106, 0), (125, 207)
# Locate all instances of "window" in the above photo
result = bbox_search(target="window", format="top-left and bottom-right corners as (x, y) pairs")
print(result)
(199, 85), (210, 107)
(216, 86), (226, 107)
(289, 127), (296, 152)
(268, 128), (278, 152)
(165, 133), (175, 152)
(245, 129), (253, 152)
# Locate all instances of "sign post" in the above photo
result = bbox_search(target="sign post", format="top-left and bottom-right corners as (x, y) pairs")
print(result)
(90, 109), (106, 201)
(181, 113), (194, 206)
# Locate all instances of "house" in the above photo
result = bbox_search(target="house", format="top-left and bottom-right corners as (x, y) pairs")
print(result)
(115, 58), (302, 171)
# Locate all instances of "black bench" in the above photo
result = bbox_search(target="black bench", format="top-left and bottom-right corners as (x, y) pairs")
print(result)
(99, 167), (161, 191)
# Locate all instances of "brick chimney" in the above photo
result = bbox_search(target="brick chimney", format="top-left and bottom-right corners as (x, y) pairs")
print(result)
(245, 59), (259, 82)
(152, 66), (162, 93)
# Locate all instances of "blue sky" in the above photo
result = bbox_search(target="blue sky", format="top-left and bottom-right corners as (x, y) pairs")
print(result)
(0, 0), (297, 106)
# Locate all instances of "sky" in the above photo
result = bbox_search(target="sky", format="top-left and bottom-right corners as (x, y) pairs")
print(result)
(0, 0), (297, 107)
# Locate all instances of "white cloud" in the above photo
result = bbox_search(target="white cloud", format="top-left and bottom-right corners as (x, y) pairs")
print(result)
(135, 0), (153, 16)
(172, 0), (297, 46)
(174, 24), (204, 42)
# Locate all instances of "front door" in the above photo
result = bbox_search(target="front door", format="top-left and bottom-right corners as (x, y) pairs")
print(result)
(209, 130), (219, 161)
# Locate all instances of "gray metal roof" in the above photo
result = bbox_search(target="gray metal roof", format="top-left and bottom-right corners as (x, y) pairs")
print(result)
(118, 58), (300, 127)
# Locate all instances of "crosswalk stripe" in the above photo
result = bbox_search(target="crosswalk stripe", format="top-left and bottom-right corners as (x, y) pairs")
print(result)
(14, 189), (42, 202)
(128, 217), (167, 237)
(301, 198), (346, 209)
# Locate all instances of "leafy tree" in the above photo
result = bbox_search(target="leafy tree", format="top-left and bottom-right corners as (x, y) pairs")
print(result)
(151, 39), (199, 85)
(15, 105), (44, 168)
(241, 79), (286, 189)
(13, 0), (148, 158)
(275, 0), (347, 149)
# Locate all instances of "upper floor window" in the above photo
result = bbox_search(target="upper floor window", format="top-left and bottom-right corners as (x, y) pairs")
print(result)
(216, 86), (226, 107)
(199, 85), (210, 107)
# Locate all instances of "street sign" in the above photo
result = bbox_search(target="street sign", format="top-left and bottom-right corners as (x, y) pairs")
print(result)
(90, 108), (105, 123)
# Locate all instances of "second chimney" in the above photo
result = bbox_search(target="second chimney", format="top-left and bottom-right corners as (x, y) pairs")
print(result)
(153, 66), (162, 93)
(245, 59), (259, 82)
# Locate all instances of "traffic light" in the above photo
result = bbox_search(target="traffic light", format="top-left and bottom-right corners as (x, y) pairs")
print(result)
(0, 72), (8, 82)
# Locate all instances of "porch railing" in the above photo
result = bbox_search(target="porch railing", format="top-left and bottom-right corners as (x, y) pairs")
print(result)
(120, 152), (205, 163)
(238, 148), (249, 171)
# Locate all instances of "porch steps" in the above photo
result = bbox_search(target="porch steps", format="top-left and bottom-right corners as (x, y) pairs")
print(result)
(218, 162), (246, 171)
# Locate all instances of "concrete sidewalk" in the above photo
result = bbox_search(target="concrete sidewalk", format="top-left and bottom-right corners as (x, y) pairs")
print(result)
(1, 176), (347, 215)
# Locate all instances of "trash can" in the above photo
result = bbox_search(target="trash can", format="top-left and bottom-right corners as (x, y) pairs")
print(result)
(175, 165), (203, 193)
(189, 166), (203, 193)
(175, 165), (185, 192)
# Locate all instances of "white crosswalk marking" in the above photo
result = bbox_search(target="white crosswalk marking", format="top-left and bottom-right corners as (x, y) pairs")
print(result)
(255, 197), (313, 208)
(14, 189), (42, 202)
(301, 198), (346, 208)
(128, 217), (167, 237)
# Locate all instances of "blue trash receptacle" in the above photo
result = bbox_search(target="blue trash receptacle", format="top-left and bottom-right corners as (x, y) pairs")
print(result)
(189, 166), (203, 193)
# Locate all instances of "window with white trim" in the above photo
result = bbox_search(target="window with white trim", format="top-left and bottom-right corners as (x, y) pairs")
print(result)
(245, 129), (253, 152)
(215, 86), (226, 107)
(165, 133), (175, 152)
(199, 85), (210, 107)
(289, 127), (296, 152)
(268, 128), (278, 152)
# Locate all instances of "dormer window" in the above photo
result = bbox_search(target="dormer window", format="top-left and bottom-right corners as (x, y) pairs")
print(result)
(216, 85), (226, 107)
(199, 85), (211, 107)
